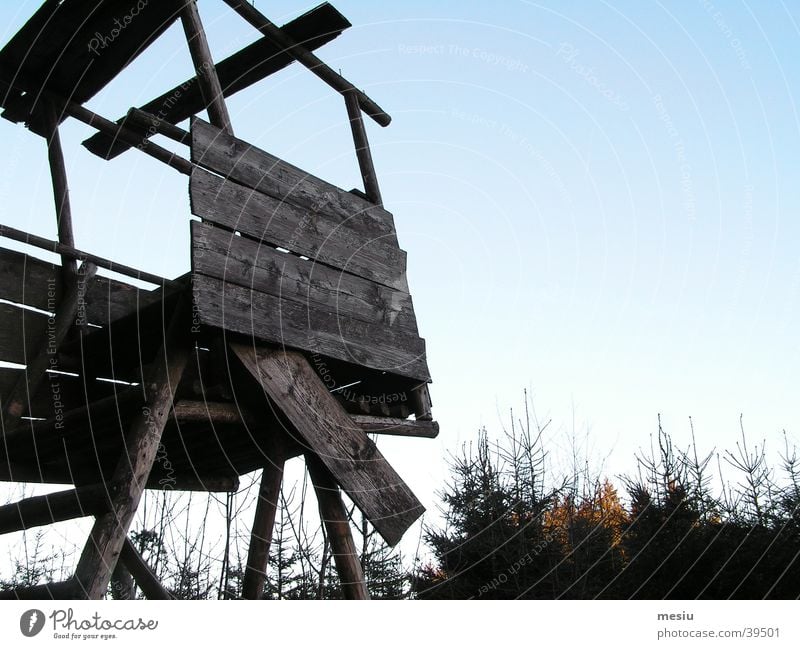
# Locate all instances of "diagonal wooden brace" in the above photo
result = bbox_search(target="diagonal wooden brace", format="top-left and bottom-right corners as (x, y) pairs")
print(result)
(230, 343), (424, 546)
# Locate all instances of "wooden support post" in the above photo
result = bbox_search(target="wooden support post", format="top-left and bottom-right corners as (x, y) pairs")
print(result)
(306, 455), (370, 600)
(344, 89), (382, 205)
(241, 460), (285, 599)
(43, 101), (78, 286)
(180, 0), (233, 135)
(409, 384), (433, 421)
(221, 0), (391, 127)
(4, 262), (97, 421)
(73, 301), (190, 599)
(110, 562), (135, 600)
(119, 538), (173, 600)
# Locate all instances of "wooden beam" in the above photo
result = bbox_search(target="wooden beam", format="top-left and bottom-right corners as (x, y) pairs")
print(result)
(173, 399), (243, 425)
(0, 483), (116, 534)
(43, 101), (78, 286)
(351, 415), (439, 439)
(73, 302), (190, 599)
(0, 223), (175, 287)
(0, 579), (76, 600)
(409, 384), (433, 421)
(221, 0), (391, 127)
(59, 97), (193, 175)
(242, 461), (285, 599)
(180, 0), (233, 134)
(306, 455), (369, 599)
(126, 108), (190, 146)
(230, 343), (424, 546)
(110, 562), (135, 600)
(4, 262), (97, 420)
(82, 3), (351, 160)
(344, 90), (382, 205)
(120, 538), (174, 600)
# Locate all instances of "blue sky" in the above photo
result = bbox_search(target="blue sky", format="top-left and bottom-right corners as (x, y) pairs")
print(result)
(1, 1), (799, 522)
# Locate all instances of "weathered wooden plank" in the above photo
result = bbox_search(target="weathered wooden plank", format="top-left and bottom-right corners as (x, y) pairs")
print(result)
(192, 221), (418, 334)
(0, 247), (163, 323)
(351, 415), (439, 439)
(231, 343), (424, 546)
(0, 303), (45, 366)
(5, 263), (98, 419)
(195, 275), (430, 382)
(190, 118), (399, 244)
(242, 461), (285, 599)
(0, 579), (76, 600)
(190, 167), (407, 291)
(0, 483), (117, 534)
(73, 302), (190, 599)
(83, 3), (350, 159)
(306, 455), (369, 599)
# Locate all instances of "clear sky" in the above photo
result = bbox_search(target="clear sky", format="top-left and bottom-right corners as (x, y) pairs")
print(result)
(1, 1), (799, 541)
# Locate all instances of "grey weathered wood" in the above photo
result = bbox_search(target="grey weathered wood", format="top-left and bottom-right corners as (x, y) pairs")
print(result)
(409, 384), (433, 421)
(83, 2), (351, 160)
(242, 460), (285, 599)
(120, 538), (174, 600)
(59, 96), (193, 175)
(190, 168), (407, 291)
(4, 262), (97, 419)
(126, 108), (190, 145)
(0, 483), (116, 534)
(0, 247), (164, 323)
(173, 399), (243, 425)
(196, 275), (430, 382)
(221, 0), (390, 127)
(73, 303), (190, 599)
(190, 119), (399, 244)
(180, 0), (233, 135)
(351, 415), (439, 439)
(306, 455), (369, 599)
(43, 101), (78, 286)
(344, 89), (382, 205)
(110, 562), (135, 600)
(231, 343), (424, 546)
(0, 223), (175, 287)
(192, 221), (418, 333)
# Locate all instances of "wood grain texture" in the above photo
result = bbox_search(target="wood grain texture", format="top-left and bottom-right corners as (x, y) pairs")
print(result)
(190, 118), (399, 244)
(192, 221), (418, 334)
(190, 167), (407, 291)
(195, 275), (430, 382)
(231, 343), (424, 546)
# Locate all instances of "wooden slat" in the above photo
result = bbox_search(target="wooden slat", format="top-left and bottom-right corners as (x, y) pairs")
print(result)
(190, 168), (407, 291)
(231, 343), (424, 546)
(0, 0), (184, 131)
(192, 221), (418, 334)
(0, 247), (163, 323)
(83, 3), (350, 159)
(190, 118), (400, 243)
(195, 275), (430, 382)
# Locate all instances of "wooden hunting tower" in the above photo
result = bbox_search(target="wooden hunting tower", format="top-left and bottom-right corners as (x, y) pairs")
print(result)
(0, 0), (436, 600)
